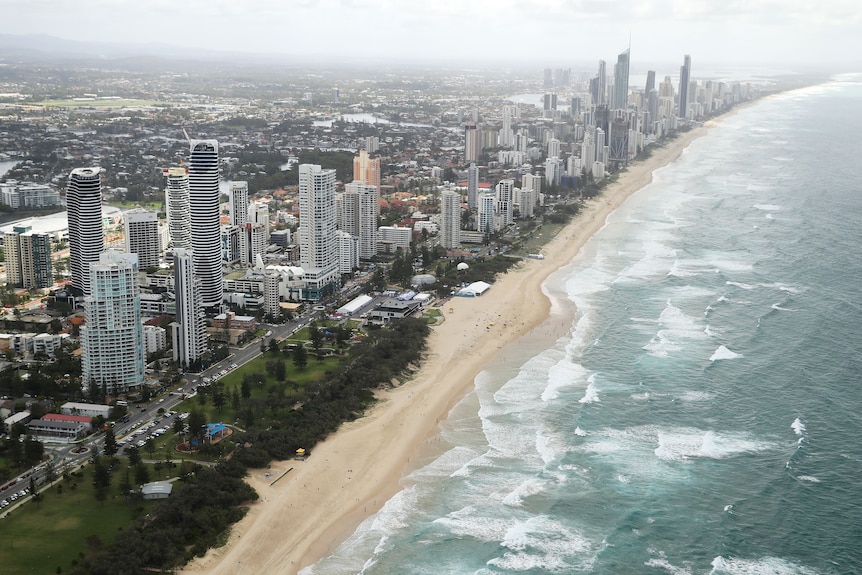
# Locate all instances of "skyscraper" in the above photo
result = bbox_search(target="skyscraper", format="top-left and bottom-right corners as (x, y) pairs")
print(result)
(596, 60), (607, 106)
(124, 208), (160, 269)
(165, 166), (191, 250)
(67, 167), (104, 297)
(464, 123), (481, 163)
(467, 163), (479, 210)
(440, 190), (462, 249)
(339, 181), (379, 260)
(495, 179), (514, 226)
(81, 251), (145, 394)
(228, 180), (248, 259)
(188, 140), (223, 310)
(171, 248), (207, 370)
(353, 149), (381, 189)
(4, 227), (52, 289)
(612, 49), (630, 110)
(679, 54), (692, 119)
(299, 164), (339, 300)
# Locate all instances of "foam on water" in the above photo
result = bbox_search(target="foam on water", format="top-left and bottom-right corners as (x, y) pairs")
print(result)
(709, 345), (742, 361)
(753, 204), (781, 211)
(579, 379), (600, 403)
(486, 516), (595, 573)
(709, 555), (822, 574)
(791, 418), (806, 436)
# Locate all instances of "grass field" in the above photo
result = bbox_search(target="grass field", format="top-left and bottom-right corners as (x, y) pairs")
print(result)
(0, 465), (157, 575)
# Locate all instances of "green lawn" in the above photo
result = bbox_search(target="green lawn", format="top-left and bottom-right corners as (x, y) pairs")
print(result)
(0, 466), (157, 575)
(179, 349), (342, 425)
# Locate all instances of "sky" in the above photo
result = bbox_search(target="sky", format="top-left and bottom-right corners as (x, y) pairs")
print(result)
(1, 0), (860, 71)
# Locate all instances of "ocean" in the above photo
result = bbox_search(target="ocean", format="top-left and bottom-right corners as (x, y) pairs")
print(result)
(302, 74), (862, 575)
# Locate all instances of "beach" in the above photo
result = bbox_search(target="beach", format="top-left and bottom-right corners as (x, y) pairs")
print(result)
(182, 124), (711, 575)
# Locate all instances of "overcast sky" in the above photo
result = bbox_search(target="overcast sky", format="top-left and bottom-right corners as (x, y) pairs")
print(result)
(2, 0), (860, 71)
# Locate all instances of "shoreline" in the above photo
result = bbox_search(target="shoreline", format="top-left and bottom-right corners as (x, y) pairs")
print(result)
(181, 123), (715, 575)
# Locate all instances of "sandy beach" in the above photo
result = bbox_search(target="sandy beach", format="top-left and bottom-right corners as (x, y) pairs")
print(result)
(181, 124), (711, 575)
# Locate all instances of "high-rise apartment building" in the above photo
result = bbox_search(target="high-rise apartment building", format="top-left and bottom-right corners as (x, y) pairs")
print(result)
(124, 208), (160, 269)
(467, 163), (479, 210)
(495, 179), (515, 226)
(464, 123), (481, 164)
(353, 149), (381, 189)
(4, 227), (52, 289)
(81, 251), (145, 394)
(477, 191), (497, 234)
(440, 190), (462, 250)
(67, 167), (104, 296)
(339, 181), (378, 260)
(171, 248), (207, 370)
(679, 55), (692, 119)
(229, 180), (249, 264)
(188, 140), (223, 310)
(612, 49), (630, 110)
(299, 164), (339, 300)
(165, 167), (192, 250)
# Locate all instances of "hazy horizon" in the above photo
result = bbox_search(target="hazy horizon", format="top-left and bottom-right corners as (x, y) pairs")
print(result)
(1, 0), (859, 71)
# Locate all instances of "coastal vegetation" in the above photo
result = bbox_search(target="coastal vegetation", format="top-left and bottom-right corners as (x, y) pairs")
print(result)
(49, 317), (431, 575)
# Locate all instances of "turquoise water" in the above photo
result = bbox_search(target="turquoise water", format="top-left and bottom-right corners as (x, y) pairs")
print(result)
(303, 75), (862, 575)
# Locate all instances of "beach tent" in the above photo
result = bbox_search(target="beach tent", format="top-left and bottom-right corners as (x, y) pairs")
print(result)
(456, 281), (491, 297)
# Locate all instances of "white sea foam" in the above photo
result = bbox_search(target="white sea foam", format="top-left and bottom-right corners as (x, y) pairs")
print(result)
(574, 426), (588, 437)
(643, 301), (709, 358)
(709, 555), (822, 574)
(579, 380), (600, 404)
(487, 516), (594, 573)
(710, 345), (742, 361)
(542, 359), (589, 402)
(434, 506), (512, 542)
(753, 204), (781, 211)
(645, 557), (694, 575)
(502, 477), (547, 507)
(791, 418), (806, 436)
(654, 428), (771, 462)
(771, 303), (797, 311)
(797, 475), (821, 483)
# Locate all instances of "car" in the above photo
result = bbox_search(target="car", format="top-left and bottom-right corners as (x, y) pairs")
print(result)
(158, 398), (165, 403)
(230, 363), (238, 369)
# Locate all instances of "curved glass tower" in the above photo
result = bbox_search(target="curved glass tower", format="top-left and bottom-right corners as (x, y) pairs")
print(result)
(188, 140), (223, 310)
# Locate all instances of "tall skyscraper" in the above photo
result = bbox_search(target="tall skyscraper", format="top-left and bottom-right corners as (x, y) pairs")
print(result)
(299, 164), (339, 300)
(67, 167), (104, 297)
(464, 123), (481, 163)
(81, 251), (145, 394)
(188, 140), (223, 310)
(124, 208), (160, 269)
(245, 201), (270, 264)
(679, 55), (692, 119)
(229, 180), (250, 265)
(499, 104), (516, 148)
(440, 190), (462, 249)
(612, 49), (630, 110)
(596, 60), (607, 106)
(339, 181), (379, 260)
(645, 70), (656, 96)
(171, 248), (207, 370)
(467, 163), (479, 210)
(495, 179), (514, 226)
(4, 227), (52, 289)
(353, 149), (381, 188)
(477, 192), (497, 234)
(165, 167), (191, 250)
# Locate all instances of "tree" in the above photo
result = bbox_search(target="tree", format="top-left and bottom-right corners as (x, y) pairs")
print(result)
(30, 476), (42, 507)
(173, 416), (184, 435)
(134, 463), (150, 486)
(309, 326), (323, 357)
(240, 379), (251, 399)
(293, 344), (308, 370)
(268, 339), (279, 354)
(126, 445), (142, 467)
(274, 359), (286, 382)
(103, 427), (118, 458)
(188, 409), (207, 443)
